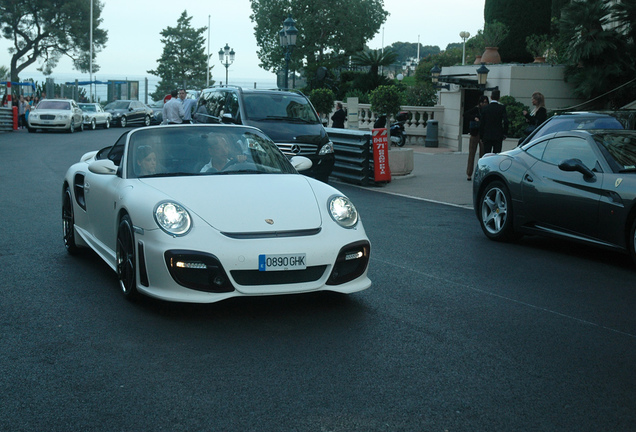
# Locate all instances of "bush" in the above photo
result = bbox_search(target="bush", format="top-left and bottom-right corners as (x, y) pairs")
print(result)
(500, 95), (529, 138)
(369, 85), (403, 116)
(308, 88), (336, 116)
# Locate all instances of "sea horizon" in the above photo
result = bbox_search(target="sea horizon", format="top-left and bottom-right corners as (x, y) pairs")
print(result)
(8, 70), (279, 102)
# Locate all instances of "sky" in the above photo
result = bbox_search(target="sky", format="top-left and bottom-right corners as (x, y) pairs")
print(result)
(1, 0), (486, 86)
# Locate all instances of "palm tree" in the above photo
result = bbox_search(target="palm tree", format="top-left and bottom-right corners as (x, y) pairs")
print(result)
(352, 49), (399, 90)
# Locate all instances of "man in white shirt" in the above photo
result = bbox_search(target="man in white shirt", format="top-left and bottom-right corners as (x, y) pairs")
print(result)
(178, 89), (197, 123)
(162, 89), (184, 124)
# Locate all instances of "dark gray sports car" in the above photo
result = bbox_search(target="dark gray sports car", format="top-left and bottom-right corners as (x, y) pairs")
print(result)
(473, 129), (636, 263)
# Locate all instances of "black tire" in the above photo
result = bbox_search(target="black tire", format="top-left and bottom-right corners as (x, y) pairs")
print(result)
(144, 115), (151, 126)
(62, 186), (79, 255)
(79, 120), (84, 132)
(116, 215), (139, 300)
(398, 134), (406, 147)
(478, 180), (517, 242)
(27, 127), (35, 133)
(68, 121), (75, 133)
(120, 116), (127, 128)
(104, 118), (110, 129)
(90, 119), (96, 130)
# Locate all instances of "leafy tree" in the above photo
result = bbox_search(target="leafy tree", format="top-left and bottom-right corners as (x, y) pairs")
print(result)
(559, 0), (636, 106)
(148, 10), (210, 101)
(0, 65), (8, 80)
(0, 0), (108, 83)
(484, 0), (551, 63)
(250, 0), (387, 75)
(387, 42), (439, 64)
(308, 88), (335, 116)
(369, 85), (402, 116)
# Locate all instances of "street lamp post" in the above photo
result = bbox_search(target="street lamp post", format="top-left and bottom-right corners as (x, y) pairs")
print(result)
(460, 31), (470, 65)
(279, 15), (298, 89)
(218, 43), (235, 86)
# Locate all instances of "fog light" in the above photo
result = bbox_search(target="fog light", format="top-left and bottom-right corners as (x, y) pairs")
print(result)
(176, 261), (207, 269)
(345, 251), (363, 261)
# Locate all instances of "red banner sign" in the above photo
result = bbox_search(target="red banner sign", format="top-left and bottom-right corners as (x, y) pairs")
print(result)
(372, 128), (391, 182)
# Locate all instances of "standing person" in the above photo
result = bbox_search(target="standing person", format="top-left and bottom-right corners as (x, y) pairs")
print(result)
(162, 89), (184, 125)
(466, 95), (489, 181)
(331, 102), (346, 128)
(18, 95), (27, 129)
(178, 89), (197, 124)
(479, 90), (509, 154)
(522, 91), (547, 133)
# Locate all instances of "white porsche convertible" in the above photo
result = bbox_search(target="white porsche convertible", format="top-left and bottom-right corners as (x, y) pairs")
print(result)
(62, 124), (371, 303)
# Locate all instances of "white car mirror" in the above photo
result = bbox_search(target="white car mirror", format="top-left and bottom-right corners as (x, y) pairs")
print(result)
(88, 159), (118, 175)
(290, 156), (312, 172)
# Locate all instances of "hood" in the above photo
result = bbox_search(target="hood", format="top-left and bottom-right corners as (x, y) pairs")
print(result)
(141, 174), (323, 233)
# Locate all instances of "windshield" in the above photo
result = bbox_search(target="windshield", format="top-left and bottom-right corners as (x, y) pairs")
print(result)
(126, 126), (298, 179)
(594, 132), (636, 171)
(242, 93), (319, 123)
(79, 104), (96, 112)
(37, 101), (70, 110)
(105, 101), (131, 110)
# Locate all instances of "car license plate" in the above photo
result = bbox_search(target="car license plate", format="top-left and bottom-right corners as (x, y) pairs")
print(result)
(258, 254), (306, 271)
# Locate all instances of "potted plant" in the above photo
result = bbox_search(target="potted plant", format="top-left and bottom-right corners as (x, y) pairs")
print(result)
(481, 21), (509, 64)
(526, 34), (550, 63)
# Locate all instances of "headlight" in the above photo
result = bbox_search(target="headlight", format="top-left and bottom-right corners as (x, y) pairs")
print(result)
(319, 141), (334, 155)
(328, 195), (358, 228)
(154, 202), (192, 236)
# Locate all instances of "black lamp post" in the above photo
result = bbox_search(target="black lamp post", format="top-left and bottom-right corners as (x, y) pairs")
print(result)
(279, 14), (298, 89)
(219, 43), (235, 85)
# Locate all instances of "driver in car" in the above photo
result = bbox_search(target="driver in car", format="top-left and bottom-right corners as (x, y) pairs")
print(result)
(200, 136), (247, 173)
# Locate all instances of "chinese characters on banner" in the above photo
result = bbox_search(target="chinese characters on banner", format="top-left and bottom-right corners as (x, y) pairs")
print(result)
(372, 128), (391, 182)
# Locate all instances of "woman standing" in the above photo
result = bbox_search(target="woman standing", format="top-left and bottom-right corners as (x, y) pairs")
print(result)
(522, 91), (547, 132)
(466, 95), (489, 181)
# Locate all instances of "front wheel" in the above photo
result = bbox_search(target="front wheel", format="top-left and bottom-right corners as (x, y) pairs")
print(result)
(68, 121), (75, 133)
(144, 115), (151, 126)
(116, 215), (139, 300)
(104, 118), (110, 129)
(90, 119), (96, 130)
(478, 181), (517, 242)
(120, 116), (127, 127)
(62, 186), (79, 254)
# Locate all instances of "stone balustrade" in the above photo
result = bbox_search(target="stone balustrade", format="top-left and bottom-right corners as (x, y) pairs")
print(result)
(331, 102), (445, 145)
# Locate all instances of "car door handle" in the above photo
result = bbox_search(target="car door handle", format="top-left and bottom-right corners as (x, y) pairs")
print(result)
(84, 182), (90, 191)
(524, 174), (533, 183)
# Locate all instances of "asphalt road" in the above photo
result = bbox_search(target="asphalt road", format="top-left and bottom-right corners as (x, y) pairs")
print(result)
(1, 127), (635, 431)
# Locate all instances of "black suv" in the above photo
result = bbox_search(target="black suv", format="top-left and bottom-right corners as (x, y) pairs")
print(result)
(195, 86), (334, 182)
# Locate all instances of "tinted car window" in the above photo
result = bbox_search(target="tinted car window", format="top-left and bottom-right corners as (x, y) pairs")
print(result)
(594, 132), (636, 171)
(532, 116), (623, 143)
(242, 93), (320, 123)
(525, 140), (548, 160)
(542, 137), (598, 169)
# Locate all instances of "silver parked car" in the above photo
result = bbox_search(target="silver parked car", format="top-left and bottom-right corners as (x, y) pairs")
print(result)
(79, 103), (112, 130)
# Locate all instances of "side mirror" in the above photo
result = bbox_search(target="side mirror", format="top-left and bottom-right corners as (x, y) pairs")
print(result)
(559, 158), (596, 181)
(290, 156), (313, 172)
(88, 159), (118, 175)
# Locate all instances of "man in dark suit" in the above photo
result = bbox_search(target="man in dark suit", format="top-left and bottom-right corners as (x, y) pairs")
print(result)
(331, 102), (346, 128)
(479, 90), (509, 154)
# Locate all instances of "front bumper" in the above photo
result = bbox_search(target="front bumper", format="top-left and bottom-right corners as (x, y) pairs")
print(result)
(133, 225), (371, 303)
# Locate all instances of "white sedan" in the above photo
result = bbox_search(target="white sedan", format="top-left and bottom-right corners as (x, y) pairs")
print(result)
(28, 99), (84, 133)
(79, 103), (112, 130)
(62, 124), (371, 303)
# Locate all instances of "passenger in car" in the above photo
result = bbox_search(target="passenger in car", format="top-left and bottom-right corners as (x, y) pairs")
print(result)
(136, 145), (157, 176)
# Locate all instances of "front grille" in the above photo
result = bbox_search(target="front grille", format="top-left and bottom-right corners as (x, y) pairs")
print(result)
(231, 265), (327, 286)
(222, 228), (321, 239)
(276, 142), (318, 157)
(40, 114), (56, 120)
